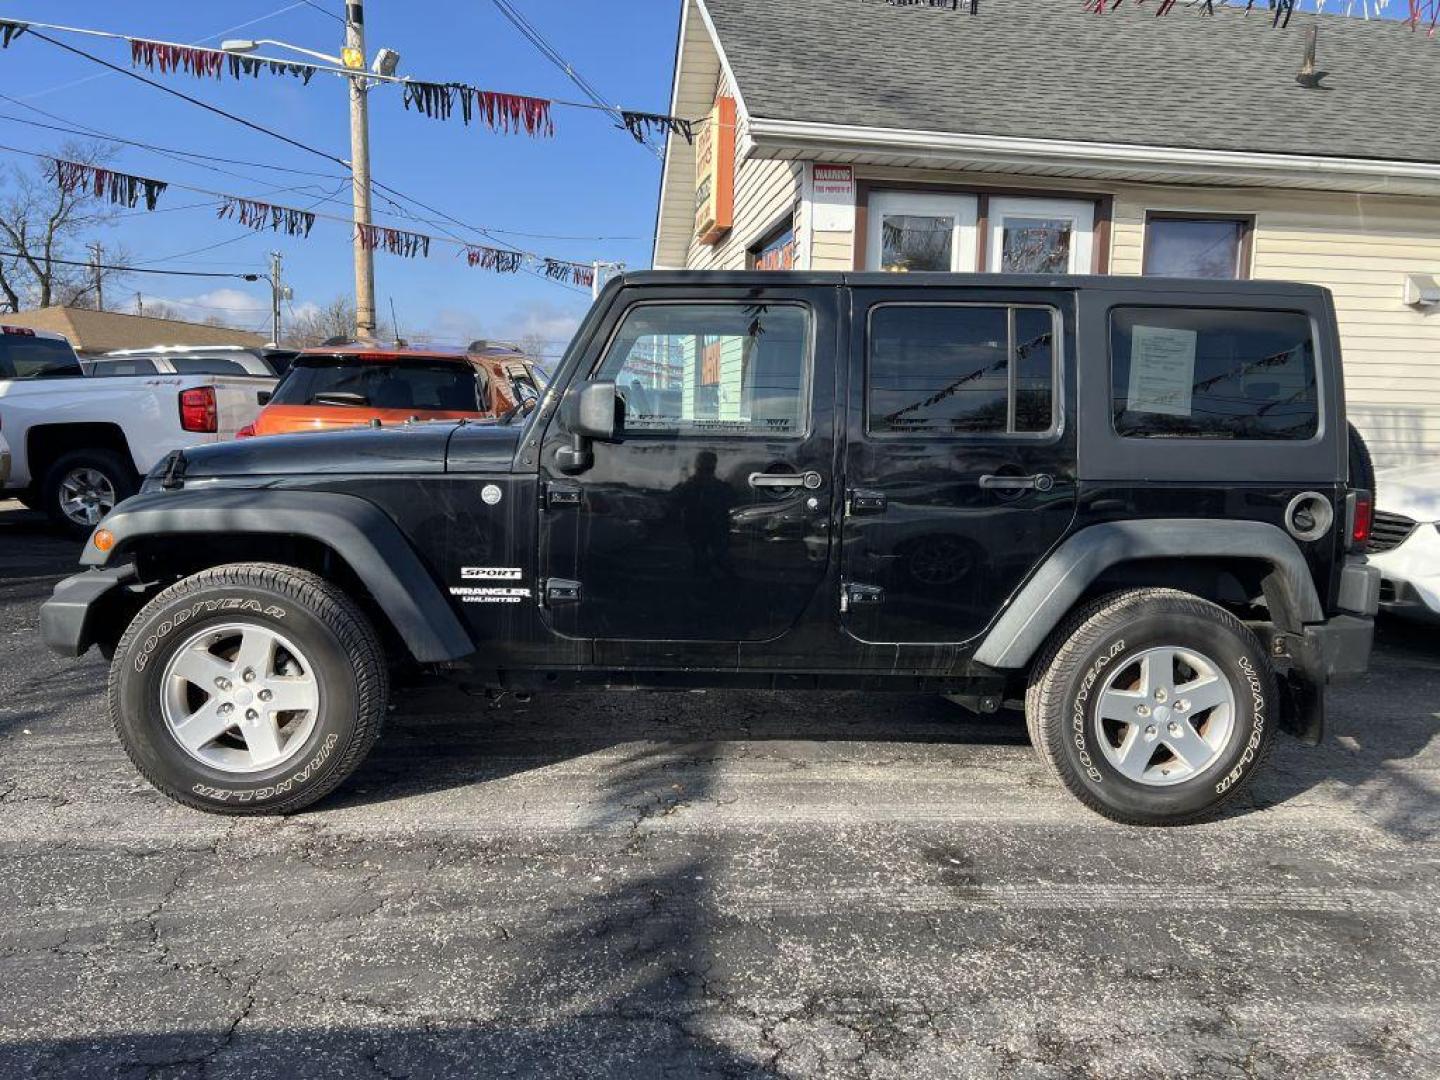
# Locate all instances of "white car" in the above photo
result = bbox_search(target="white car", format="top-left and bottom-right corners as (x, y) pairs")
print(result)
(1366, 461), (1440, 621)
(0, 428), (10, 489)
(0, 325), (268, 534)
(89, 345), (293, 380)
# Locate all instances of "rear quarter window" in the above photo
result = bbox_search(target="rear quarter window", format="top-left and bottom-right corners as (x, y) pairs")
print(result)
(1110, 307), (1318, 441)
(0, 335), (83, 379)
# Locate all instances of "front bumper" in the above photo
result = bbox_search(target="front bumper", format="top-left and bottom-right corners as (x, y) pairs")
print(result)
(0, 444), (10, 488)
(40, 565), (139, 657)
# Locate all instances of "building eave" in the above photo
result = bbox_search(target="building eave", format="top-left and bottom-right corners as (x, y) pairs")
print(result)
(746, 118), (1440, 198)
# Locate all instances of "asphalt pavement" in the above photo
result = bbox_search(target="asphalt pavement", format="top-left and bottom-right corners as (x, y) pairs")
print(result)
(0, 498), (1437, 1079)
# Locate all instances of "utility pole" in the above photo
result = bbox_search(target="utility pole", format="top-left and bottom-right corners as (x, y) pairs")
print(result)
(345, 0), (377, 338)
(269, 251), (284, 346)
(88, 242), (104, 311)
(135, 291), (143, 316)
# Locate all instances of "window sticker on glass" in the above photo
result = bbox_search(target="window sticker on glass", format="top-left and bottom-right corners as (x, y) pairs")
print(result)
(1126, 325), (1197, 417)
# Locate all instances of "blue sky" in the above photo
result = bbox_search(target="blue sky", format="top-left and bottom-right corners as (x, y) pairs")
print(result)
(0, 1), (682, 357)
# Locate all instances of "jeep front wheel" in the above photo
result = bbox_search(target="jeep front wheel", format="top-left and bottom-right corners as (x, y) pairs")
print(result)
(1026, 588), (1276, 826)
(108, 563), (388, 815)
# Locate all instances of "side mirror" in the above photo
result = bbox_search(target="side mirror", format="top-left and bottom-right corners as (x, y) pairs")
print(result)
(256, 390), (273, 407)
(567, 380), (623, 441)
(555, 381), (623, 474)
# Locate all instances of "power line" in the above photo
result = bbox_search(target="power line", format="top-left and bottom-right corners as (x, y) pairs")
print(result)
(14, 18), (707, 127)
(0, 105), (646, 244)
(488, 0), (664, 159)
(16, 2), (319, 102)
(26, 30), (352, 169)
(298, 0), (345, 24)
(0, 101), (349, 182)
(0, 250), (258, 280)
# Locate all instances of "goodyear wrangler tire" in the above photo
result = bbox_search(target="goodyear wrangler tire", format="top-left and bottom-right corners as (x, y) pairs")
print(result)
(108, 562), (388, 815)
(1025, 588), (1276, 826)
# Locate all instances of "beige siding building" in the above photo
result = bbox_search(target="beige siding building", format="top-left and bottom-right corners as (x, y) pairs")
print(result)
(654, 0), (1440, 467)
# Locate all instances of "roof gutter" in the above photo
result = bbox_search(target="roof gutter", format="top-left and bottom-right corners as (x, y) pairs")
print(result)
(748, 118), (1440, 194)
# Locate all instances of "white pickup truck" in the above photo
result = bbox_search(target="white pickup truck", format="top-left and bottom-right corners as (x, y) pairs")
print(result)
(0, 325), (270, 534)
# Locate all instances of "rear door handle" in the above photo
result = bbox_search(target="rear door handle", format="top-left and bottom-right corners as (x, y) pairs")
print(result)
(979, 473), (1055, 492)
(750, 470), (823, 490)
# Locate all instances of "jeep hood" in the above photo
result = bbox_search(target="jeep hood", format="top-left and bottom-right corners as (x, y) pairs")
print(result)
(172, 421), (474, 478)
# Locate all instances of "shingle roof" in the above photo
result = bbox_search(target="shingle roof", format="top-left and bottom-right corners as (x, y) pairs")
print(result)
(701, 0), (1440, 164)
(2, 307), (264, 355)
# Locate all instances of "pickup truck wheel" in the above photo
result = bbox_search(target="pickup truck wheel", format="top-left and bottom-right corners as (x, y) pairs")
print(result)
(108, 563), (388, 815)
(1025, 588), (1276, 826)
(41, 449), (136, 537)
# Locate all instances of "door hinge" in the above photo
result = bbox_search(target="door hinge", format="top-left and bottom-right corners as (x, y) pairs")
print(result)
(542, 578), (582, 607)
(840, 582), (884, 612)
(846, 489), (887, 516)
(543, 483), (582, 509)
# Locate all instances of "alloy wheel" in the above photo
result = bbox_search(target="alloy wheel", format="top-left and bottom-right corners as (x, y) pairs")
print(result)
(1094, 645), (1237, 786)
(57, 467), (116, 527)
(159, 622), (322, 774)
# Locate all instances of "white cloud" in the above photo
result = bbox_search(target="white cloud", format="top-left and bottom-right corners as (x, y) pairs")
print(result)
(120, 287), (272, 330)
(419, 299), (585, 357)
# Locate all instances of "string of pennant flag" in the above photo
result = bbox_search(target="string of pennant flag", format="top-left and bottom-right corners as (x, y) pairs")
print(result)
(4, 145), (604, 280)
(0, 19), (704, 144)
(871, 0), (1438, 28)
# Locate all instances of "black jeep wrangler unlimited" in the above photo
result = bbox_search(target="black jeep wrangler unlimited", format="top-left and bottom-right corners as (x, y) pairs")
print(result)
(41, 273), (1378, 825)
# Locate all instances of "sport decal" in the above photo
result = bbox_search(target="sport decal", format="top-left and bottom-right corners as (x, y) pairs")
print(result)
(461, 567), (523, 581)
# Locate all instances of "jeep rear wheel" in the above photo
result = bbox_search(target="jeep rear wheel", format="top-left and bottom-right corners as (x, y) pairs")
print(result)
(1026, 588), (1276, 826)
(108, 563), (388, 815)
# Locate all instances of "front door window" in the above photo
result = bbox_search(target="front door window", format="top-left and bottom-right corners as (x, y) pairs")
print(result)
(867, 192), (978, 273)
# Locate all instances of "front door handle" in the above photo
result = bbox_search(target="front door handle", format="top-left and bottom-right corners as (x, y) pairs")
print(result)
(750, 470), (823, 490)
(979, 473), (1055, 493)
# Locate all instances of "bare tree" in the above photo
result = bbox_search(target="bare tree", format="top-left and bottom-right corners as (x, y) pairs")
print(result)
(0, 141), (129, 313)
(284, 295), (392, 348)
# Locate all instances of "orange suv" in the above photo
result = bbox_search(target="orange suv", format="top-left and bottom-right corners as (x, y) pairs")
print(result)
(240, 340), (547, 438)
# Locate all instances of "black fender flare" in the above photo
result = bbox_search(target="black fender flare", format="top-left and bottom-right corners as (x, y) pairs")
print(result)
(973, 519), (1324, 670)
(83, 488), (474, 663)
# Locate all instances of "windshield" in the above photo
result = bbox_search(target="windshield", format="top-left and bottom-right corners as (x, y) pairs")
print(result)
(0, 334), (83, 379)
(271, 356), (481, 411)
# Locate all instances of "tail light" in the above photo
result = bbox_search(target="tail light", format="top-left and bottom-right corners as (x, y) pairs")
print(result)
(179, 386), (218, 433)
(235, 423), (257, 439)
(1346, 490), (1373, 551)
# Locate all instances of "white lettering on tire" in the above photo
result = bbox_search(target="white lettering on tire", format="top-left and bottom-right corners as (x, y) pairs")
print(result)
(1072, 639), (1125, 784)
(1215, 655), (1266, 795)
(190, 732), (339, 803)
(134, 600), (287, 672)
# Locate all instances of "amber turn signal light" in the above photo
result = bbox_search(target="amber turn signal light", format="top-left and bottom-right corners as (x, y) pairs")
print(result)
(93, 529), (115, 553)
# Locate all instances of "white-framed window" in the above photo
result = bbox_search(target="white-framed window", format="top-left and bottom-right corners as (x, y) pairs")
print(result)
(987, 197), (1095, 274)
(866, 192), (978, 273)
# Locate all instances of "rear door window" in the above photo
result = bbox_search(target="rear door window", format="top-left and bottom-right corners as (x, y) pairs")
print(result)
(0, 334), (83, 379)
(866, 304), (1058, 436)
(271, 358), (480, 411)
(89, 358), (160, 377)
(1110, 307), (1317, 440)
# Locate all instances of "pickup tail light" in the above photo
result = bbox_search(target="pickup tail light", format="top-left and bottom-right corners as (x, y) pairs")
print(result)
(1346, 490), (1373, 551)
(179, 386), (218, 433)
(235, 423), (257, 440)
